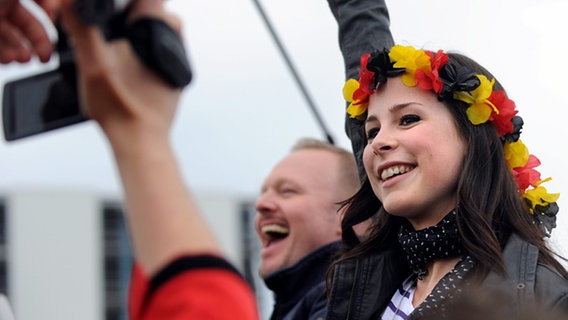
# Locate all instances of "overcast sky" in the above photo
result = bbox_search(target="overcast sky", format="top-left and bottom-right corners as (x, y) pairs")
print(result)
(1, 0), (567, 249)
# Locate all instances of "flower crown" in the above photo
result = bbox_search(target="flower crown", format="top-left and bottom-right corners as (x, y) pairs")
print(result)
(343, 44), (559, 235)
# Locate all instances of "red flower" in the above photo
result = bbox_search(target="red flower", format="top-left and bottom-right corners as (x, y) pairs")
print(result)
(358, 54), (375, 95)
(488, 90), (518, 137)
(430, 50), (448, 94)
(512, 155), (541, 192)
(415, 50), (448, 94)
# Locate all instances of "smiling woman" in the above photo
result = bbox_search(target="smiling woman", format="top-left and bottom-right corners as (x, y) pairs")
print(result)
(0, 0), (565, 224)
(326, 42), (568, 320)
(0, 1), (566, 319)
(362, 79), (467, 229)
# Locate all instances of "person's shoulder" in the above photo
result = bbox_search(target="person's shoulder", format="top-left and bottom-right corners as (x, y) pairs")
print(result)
(535, 262), (568, 293)
(131, 255), (259, 320)
(287, 281), (327, 320)
(533, 263), (568, 318)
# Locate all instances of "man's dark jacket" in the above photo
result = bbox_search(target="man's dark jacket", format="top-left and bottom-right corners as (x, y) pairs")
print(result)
(264, 242), (341, 320)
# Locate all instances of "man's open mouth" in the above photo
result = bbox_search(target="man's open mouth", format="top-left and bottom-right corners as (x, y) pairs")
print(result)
(261, 224), (289, 246)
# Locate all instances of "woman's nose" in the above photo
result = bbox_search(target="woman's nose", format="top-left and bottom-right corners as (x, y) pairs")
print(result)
(370, 128), (397, 156)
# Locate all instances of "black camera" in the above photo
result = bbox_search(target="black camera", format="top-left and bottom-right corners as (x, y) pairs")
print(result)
(74, 0), (131, 25)
(2, 0), (192, 141)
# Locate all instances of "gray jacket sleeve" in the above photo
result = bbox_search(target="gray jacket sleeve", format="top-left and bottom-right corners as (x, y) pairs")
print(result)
(327, 0), (394, 180)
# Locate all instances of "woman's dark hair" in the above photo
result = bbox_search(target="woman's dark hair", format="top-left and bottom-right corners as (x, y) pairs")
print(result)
(328, 52), (567, 289)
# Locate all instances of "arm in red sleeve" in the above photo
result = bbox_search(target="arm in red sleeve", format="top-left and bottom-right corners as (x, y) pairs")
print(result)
(129, 255), (260, 320)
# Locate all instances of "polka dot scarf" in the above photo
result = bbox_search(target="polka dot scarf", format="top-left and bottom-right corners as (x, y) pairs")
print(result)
(397, 211), (477, 319)
(410, 255), (476, 319)
(397, 211), (465, 280)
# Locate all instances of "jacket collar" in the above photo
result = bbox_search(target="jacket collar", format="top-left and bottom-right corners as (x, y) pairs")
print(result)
(483, 233), (538, 300)
(264, 241), (341, 319)
(326, 233), (546, 320)
(326, 247), (409, 320)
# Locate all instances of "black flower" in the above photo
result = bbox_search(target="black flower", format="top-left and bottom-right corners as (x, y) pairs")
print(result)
(438, 62), (480, 100)
(366, 49), (405, 89)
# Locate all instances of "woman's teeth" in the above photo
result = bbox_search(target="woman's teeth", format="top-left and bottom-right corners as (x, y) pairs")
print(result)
(381, 165), (413, 181)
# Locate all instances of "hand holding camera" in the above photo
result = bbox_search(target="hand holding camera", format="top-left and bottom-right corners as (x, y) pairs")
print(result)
(1, 0), (192, 141)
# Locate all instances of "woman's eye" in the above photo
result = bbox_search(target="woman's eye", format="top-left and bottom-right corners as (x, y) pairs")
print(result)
(366, 128), (380, 141)
(400, 114), (420, 126)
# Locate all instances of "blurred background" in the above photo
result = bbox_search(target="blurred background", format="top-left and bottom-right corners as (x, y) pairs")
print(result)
(0, 0), (566, 319)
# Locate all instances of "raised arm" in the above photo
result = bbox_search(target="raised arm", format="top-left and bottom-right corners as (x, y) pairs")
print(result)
(327, 0), (393, 79)
(327, 0), (393, 179)
(60, 0), (220, 275)
(1, 0), (259, 318)
(57, 1), (258, 318)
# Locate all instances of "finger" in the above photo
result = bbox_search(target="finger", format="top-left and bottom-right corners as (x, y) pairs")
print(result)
(0, 45), (31, 63)
(59, 0), (109, 74)
(33, 0), (63, 21)
(163, 12), (182, 35)
(0, 20), (32, 63)
(9, 3), (53, 62)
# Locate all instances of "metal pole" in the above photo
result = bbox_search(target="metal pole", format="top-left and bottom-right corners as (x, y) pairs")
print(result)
(250, 0), (335, 145)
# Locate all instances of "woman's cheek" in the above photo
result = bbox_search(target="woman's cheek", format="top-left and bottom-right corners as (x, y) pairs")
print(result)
(362, 145), (375, 177)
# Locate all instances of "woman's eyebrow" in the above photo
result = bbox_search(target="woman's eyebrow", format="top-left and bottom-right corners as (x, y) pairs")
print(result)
(388, 102), (420, 113)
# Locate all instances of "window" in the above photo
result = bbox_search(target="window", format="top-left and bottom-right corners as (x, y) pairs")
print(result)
(0, 201), (7, 296)
(240, 200), (272, 319)
(103, 203), (133, 320)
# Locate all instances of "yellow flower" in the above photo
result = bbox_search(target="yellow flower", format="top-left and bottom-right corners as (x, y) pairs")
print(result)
(347, 103), (367, 119)
(343, 79), (359, 102)
(504, 139), (529, 169)
(455, 75), (496, 124)
(524, 178), (560, 213)
(343, 79), (368, 118)
(389, 45), (431, 87)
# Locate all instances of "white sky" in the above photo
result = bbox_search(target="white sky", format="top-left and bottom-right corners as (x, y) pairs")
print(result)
(1, 0), (567, 249)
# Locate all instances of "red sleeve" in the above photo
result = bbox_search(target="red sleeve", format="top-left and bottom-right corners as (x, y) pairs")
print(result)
(129, 255), (259, 320)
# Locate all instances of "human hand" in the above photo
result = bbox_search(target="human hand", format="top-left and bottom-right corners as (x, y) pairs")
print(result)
(0, 0), (60, 63)
(61, 1), (221, 275)
(59, 0), (183, 147)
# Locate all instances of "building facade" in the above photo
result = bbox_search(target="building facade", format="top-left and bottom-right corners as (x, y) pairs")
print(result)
(0, 189), (271, 320)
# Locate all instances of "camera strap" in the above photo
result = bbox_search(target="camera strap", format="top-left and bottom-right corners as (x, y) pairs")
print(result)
(124, 18), (193, 88)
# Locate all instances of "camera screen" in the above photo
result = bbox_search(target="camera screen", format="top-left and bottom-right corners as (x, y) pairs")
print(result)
(2, 70), (88, 141)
